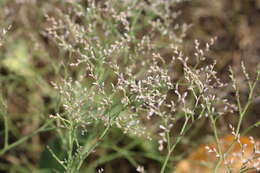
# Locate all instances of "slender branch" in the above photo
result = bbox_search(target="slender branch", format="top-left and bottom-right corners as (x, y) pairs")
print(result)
(0, 120), (54, 156)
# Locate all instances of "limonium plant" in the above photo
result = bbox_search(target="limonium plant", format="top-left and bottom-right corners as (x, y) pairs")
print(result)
(0, 0), (259, 173)
(43, 0), (259, 172)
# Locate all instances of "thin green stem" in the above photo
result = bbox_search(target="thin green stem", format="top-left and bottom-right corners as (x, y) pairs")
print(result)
(67, 123), (76, 171)
(3, 112), (8, 148)
(160, 136), (183, 173)
(235, 75), (258, 136)
(0, 97), (8, 148)
(160, 149), (172, 173)
(0, 120), (54, 156)
(206, 105), (222, 173)
(220, 72), (259, 172)
(160, 114), (191, 173)
(47, 146), (67, 170)
(76, 124), (111, 171)
(214, 70), (259, 173)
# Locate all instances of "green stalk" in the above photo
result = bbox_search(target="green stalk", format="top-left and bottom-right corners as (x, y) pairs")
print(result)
(76, 124), (111, 171)
(0, 120), (54, 156)
(3, 112), (8, 148)
(160, 115), (191, 173)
